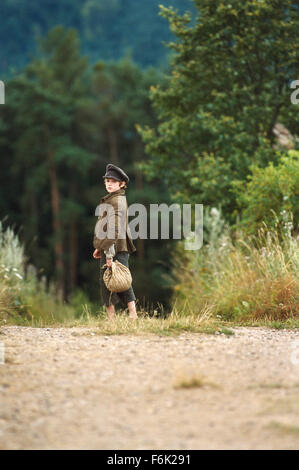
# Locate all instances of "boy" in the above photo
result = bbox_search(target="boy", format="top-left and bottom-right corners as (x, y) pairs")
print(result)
(93, 164), (137, 319)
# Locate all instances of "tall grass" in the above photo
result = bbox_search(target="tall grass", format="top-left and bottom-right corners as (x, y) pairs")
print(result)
(0, 221), (225, 334)
(170, 208), (299, 322)
(0, 222), (76, 326)
(1, 214), (298, 331)
(63, 305), (222, 336)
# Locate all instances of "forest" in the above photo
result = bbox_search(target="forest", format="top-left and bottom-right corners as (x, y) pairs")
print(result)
(0, 0), (195, 76)
(1, 1), (299, 454)
(0, 0), (298, 324)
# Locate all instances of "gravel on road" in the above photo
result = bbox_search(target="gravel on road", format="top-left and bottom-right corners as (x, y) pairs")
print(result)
(0, 326), (299, 450)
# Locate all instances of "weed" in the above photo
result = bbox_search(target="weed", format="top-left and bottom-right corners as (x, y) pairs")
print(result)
(266, 421), (299, 436)
(171, 211), (299, 323)
(173, 370), (219, 390)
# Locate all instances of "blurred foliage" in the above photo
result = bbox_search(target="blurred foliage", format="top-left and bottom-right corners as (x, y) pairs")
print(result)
(1, 1), (299, 317)
(232, 150), (299, 236)
(137, 0), (299, 225)
(170, 207), (299, 321)
(0, 0), (195, 77)
(0, 221), (75, 325)
(0, 25), (173, 309)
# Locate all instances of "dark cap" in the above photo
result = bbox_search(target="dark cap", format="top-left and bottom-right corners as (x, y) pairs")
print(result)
(102, 164), (129, 183)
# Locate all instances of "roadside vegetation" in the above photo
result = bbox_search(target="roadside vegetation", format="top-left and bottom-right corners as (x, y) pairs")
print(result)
(170, 207), (299, 326)
(1, 213), (298, 335)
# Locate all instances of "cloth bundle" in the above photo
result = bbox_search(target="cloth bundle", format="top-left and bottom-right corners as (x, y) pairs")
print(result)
(101, 260), (132, 293)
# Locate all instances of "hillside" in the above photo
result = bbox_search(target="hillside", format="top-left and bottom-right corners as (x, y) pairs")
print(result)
(1, 0), (196, 77)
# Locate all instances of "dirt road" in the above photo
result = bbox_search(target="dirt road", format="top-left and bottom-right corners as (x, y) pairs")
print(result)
(0, 325), (299, 450)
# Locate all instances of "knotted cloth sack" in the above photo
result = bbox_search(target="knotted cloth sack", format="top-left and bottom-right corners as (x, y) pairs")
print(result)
(101, 260), (132, 293)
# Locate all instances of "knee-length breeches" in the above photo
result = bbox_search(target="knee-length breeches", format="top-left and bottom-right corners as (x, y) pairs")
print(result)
(99, 250), (136, 306)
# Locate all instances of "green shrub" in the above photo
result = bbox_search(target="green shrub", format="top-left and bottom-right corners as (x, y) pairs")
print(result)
(232, 150), (299, 236)
(68, 288), (99, 318)
(0, 222), (76, 326)
(171, 207), (299, 322)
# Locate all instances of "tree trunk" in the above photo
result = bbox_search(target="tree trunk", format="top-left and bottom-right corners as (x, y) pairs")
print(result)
(107, 124), (119, 163)
(69, 180), (78, 295)
(69, 219), (78, 295)
(48, 150), (65, 300)
(29, 191), (39, 265)
(135, 141), (145, 261)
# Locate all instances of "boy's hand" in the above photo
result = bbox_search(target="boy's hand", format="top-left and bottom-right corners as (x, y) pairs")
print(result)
(93, 249), (101, 259)
(106, 258), (113, 268)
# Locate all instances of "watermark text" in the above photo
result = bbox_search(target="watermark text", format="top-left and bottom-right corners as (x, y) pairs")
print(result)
(290, 80), (299, 105)
(0, 81), (5, 104)
(95, 202), (203, 250)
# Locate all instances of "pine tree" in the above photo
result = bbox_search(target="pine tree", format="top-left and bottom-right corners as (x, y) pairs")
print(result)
(137, 0), (299, 223)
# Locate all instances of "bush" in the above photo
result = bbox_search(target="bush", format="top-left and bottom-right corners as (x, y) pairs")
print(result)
(0, 222), (76, 326)
(68, 288), (99, 318)
(171, 207), (299, 322)
(232, 150), (299, 237)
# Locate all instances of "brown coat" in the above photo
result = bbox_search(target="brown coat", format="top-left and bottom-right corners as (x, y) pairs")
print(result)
(93, 188), (136, 254)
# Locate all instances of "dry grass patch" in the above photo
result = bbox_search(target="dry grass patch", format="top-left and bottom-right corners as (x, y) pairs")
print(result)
(173, 368), (220, 390)
(171, 221), (299, 323)
(254, 382), (299, 390)
(63, 306), (223, 337)
(266, 421), (299, 436)
(258, 394), (299, 416)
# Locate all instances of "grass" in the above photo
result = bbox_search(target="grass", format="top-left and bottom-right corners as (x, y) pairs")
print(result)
(0, 215), (298, 333)
(173, 370), (219, 390)
(60, 306), (226, 336)
(173, 374), (207, 389)
(170, 212), (299, 324)
(248, 382), (286, 390)
(2, 295), (299, 334)
(266, 421), (299, 436)
(250, 382), (299, 390)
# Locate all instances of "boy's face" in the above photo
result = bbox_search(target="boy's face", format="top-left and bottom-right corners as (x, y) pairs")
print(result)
(104, 178), (124, 193)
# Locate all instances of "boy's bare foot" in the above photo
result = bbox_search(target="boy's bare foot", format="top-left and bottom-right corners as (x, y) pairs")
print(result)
(106, 304), (115, 320)
(128, 300), (137, 320)
(129, 315), (138, 321)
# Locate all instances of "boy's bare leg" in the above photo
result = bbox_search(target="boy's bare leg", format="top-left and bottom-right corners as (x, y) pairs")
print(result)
(128, 300), (137, 319)
(106, 304), (115, 320)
